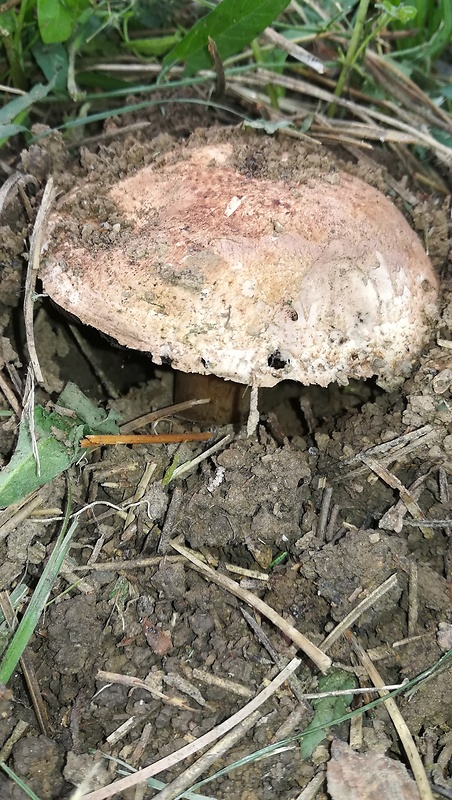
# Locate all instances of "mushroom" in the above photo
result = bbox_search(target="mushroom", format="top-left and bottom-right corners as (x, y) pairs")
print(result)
(41, 131), (439, 429)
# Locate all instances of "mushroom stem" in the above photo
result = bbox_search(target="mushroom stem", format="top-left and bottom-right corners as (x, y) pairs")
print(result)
(246, 386), (260, 436)
(173, 371), (250, 426)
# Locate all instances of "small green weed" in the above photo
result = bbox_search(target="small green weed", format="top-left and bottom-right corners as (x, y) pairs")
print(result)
(0, 381), (119, 508)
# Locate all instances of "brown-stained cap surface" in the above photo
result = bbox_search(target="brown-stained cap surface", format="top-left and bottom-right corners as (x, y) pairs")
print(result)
(42, 131), (439, 389)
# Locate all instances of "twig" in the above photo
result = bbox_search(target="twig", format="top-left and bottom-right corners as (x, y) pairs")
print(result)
(246, 386), (260, 436)
(237, 69), (452, 165)
(82, 658), (302, 800)
(0, 369), (21, 417)
(121, 462), (156, 541)
(95, 671), (195, 712)
(325, 504), (340, 542)
(318, 486), (333, 540)
(171, 540), (331, 673)
(0, 592), (49, 736)
(25, 177), (56, 385)
(191, 667), (254, 699)
(345, 630), (434, 800)
(263, 27), (325, 74)
(336, 424), (438, 480)
(241, 607), (309, 706)
(403, 519), (452, 528)
(408, 562), (418, 637)
(119, 399), (210, 434)
(293, 770), (325, 800)
(225, 564), (268, 581)
(80, 432), (213, 447)
(208, 36), (225, 99)
(22, 367), (40, 475)
(0, 491), (43, 541)
(360, 456), (432, 537)
(66, 555), (185, 572)
(0, 719), (29, 762)
(0, 172), (36, 215)
(379, 472), (430, 533)
(167, 434), (232, 482)
(320, 574), (398, 652)
(153, 709), (262, 800)
(157, 486), (183, 554)
(300, 683), (406, 700)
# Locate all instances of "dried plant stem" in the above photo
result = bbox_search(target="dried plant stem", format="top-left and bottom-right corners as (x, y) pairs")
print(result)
(25, 177), (56, 385)
(152, 709), (262, 800)
(320, 574), (398, 652)
(0, 592), (49, 736)
(119, 399), (210, 434)
(82, 657), (302, 800)
(172, 540), (331, 673)
(346, 630), (433, 800)
(67, 555), (184, 571)
(0, 370), (21, 417)
(263, 26), (325, 73)
(360, 456), (432, 537)
(96, 671), (195, 712)
(80, 432), (213, 447)
(121, 461), (156, 540)
(157, 486), (183, 554)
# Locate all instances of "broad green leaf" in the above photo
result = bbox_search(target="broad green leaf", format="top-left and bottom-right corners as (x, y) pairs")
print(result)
(0, 8), (16, 35)
(300, 669), (356, 760)
(32, 42), (68, 93)
(58, 382), (120, 433)
(0, 383), (120, 508)
(37, 0), (90, 44)
(162, 0), (291, 77)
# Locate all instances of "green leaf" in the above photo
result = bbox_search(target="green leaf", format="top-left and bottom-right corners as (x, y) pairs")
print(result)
(125, 34), (182, 57)
(0, 123), (28, 140)
(162, 454), (180, 486)
(377, 1), (417, 22)
(37, 0), (90, 44)
(58, 381), (120, 433)
(162, 0), (291, 77)
(0, 8), (16, 35)
(300, 669), (357, 760)
(0, 383), (120, 508)
(32, 42), (68, 93)
(0, 79), (56, 126)
(0, 409), (80, 508)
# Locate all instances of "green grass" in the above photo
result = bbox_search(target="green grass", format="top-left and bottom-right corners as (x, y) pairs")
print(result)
(0, 0), (451, 178)
(0, 489), (77, 684)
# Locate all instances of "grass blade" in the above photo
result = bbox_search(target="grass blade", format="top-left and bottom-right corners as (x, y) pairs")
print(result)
(0, 494), (77, 685)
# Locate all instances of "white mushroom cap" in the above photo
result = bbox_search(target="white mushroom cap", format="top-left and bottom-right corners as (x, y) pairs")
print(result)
(42, 136), (438, 390)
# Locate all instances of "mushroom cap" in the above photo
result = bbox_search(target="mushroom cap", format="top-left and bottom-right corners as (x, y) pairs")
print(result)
(42, 135), (438, 389)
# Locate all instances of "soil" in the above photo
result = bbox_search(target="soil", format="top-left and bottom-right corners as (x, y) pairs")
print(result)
(0, 97), (451, 800)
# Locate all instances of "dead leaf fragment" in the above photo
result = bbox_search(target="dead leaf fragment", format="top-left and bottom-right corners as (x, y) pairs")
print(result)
(141, 618), (173, 656)
(327, 740), (421, 800)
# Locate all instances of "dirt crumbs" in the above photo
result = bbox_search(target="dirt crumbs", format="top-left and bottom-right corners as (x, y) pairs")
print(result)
(0, 118), (451, 800)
